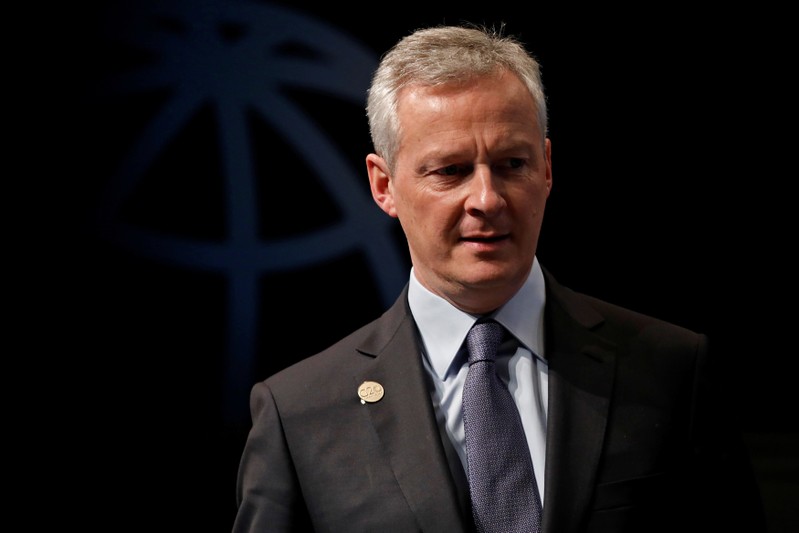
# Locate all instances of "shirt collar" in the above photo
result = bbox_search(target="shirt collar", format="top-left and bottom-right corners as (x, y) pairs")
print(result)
(408, 257), (546, 381)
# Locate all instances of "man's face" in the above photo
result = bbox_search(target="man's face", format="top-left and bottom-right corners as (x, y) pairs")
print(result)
(367, 71), (552, 314)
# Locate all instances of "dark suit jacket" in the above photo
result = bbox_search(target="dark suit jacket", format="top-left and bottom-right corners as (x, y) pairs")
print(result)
(233, 268), (766, 532)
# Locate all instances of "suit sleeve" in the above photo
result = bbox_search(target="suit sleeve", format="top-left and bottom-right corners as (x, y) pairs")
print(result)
(233, 381), (313, 533)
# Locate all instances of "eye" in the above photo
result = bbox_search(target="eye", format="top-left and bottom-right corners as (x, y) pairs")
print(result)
(437, 164), (461, 176)
(508, 158), (525, 169)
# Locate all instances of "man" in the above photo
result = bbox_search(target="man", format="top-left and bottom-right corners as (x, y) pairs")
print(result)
(233, 24), (766, 532)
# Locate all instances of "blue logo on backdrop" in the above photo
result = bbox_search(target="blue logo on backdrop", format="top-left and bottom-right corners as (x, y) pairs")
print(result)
(94, 0), (408, 422)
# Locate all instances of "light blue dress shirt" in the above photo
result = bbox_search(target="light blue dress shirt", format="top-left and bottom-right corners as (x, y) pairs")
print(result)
(408, 257), (549, 503)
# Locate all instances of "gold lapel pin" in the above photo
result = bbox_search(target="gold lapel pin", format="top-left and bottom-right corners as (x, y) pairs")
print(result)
(358, 381), (384, 404)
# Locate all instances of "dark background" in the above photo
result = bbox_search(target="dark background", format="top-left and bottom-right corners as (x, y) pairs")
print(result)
(67, 1), (796, 531)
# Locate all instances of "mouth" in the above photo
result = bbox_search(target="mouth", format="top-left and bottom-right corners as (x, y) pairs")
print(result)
(461, 234), (509, 244)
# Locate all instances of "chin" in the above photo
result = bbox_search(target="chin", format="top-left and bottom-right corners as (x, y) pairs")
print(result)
(459, 265), (520, 288)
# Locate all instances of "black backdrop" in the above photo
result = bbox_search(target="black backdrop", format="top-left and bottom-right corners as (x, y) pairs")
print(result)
(70, 2), (796, 531)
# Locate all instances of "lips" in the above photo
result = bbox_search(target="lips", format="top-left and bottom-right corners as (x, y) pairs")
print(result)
(462, 234), (509, 243)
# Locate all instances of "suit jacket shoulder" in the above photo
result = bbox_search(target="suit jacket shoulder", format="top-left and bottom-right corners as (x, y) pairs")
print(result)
(538, 267), (766, 533)
(235, 284), (470, 533)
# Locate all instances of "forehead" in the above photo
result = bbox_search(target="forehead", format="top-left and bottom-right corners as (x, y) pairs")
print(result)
(396, 73), (543, 148)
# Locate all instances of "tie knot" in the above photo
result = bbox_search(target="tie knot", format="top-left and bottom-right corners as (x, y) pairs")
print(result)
(466, 319), (505, 365)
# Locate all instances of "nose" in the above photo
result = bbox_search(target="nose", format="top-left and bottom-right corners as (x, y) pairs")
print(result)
(465, 165), (506, 216)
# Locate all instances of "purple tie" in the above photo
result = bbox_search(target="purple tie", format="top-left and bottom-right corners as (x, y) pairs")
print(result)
(462, 319), (542, 533)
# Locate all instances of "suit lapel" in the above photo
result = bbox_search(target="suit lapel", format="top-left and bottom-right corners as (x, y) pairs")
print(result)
(355, 286), (469, 532)
(352, 272), (618, 533)
(540, 269), (617, 533)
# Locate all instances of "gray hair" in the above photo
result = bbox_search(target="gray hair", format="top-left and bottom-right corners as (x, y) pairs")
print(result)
(366, 24), (548, 172)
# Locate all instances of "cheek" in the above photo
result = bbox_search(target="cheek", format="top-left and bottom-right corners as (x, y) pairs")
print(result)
(394, 182), (427, 217)
(393, 178), (463, 234)
(402, 200), (453, 244)
(524, 177), (550, 209)
(508, 185), (548, 227)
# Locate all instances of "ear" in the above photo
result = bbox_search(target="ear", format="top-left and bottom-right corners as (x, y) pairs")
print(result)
(366, 153), (398, 218)
(544, 137), (553, 197)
